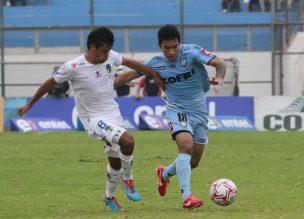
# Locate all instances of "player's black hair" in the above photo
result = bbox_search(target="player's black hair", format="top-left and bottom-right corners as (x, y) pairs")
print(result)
(158, 24), (181, 45)
(87, 27), (115, 50)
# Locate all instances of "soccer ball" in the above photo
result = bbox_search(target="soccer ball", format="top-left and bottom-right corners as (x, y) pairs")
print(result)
(209, 178), (238, 206)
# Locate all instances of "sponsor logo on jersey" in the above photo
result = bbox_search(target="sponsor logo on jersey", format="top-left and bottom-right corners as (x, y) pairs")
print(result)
(78, 62), (86, 67)
(71, 63), (77, 69)
(163, 69), (195, 84)
(95, 71), (102, 78)
(167, 64), (176, 68)
(106, 64), (112, 73)
(201, 49), (211, 56)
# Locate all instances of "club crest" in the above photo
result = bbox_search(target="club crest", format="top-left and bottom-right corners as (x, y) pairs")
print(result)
(180, 57), (187, 66)
(106, 64), (112, 73)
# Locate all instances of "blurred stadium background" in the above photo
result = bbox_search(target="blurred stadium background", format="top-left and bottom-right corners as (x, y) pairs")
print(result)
(1, 0), (304, 132)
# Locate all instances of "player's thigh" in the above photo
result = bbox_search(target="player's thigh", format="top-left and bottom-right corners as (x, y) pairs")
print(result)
(167, 108), (194, 153)
(192, 122), (208, 145)
(88, 116), (127, 145)
(175, 131), (194, 154)
(81, 116), (126, 158)
(167, 107), (193, 138)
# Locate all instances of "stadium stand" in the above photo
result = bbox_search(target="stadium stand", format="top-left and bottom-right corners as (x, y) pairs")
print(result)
(2, 0), (303, 51)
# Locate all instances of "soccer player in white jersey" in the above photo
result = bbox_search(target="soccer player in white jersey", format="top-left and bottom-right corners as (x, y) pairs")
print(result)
(17, 27), (164, 212)
(115, 24), (227, 210)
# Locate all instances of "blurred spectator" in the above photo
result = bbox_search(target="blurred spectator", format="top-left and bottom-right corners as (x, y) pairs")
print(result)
(6, 0), (26, 6)
(259, 0), (271, 11)
(276, 0), (293, 11)
(249, 0), (261, 11)
(135, 75), (161, 99)
(231, 0), (241, 12)
(114, 67), (135, 97)
(47, 66), (70, 98)
(26, 0), (49, 5)
(222, 0), (230, 13)
(6, 0), (13, 6)
(222, 0), (241, 13)
(264, 0), (271, 11)
(5, 0), (48, 6)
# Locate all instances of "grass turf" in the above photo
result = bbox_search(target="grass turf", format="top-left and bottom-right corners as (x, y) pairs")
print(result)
(0, 131), (303, 219)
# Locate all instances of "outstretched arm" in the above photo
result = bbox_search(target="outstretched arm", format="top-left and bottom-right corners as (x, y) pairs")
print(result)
(121, 57), (164, 91)
(18, 77), (57, 117)
(208, 57), (227, 85)
(114, 70), (141, 89)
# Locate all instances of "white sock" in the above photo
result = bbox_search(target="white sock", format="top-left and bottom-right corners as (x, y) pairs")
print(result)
(105, 164), (121, 198)
(119, 151), (133, 181)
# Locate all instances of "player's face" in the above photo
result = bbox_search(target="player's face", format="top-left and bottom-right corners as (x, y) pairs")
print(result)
(93, 44), (112, 64)
(159, 39), (180, 62)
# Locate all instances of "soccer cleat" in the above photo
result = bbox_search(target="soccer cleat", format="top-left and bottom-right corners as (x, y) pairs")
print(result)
(102, 195), (122, 212)
(122, 179), (141, 201)
(156, 165), (170, 196)
(182, 194), (203, 210)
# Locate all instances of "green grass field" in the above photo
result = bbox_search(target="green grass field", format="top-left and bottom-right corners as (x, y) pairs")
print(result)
(1, 131), (304, 219)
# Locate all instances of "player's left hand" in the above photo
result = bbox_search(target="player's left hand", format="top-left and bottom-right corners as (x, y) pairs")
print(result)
(208, 77), (224, 86)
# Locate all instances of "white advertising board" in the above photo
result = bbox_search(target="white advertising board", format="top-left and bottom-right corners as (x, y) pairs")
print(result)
(255, 96), (304, 131)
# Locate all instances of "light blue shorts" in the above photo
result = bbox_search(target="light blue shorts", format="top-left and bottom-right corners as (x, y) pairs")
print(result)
(166, 107), (208, 144)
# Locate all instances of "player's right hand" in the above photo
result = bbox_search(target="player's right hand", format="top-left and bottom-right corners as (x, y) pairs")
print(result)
(208, 77), (224, 86)
(17, 104), (31, 117)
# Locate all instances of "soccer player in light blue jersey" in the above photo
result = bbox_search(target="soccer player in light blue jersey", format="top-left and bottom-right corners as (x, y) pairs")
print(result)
(114, 24), (226, 209)
(152, 24), (227, 209)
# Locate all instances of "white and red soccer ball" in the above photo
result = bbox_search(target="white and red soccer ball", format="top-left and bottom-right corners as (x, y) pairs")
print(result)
(209, 179), (238, 206)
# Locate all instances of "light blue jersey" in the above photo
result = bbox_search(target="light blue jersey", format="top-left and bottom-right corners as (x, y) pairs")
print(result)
(145, 44), (215, 144)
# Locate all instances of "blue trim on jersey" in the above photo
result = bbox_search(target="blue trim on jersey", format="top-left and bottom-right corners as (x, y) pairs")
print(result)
(206, 55), (216, 65)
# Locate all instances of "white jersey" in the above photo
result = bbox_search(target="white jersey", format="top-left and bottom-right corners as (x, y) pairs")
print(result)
(53, 50), (123, 122)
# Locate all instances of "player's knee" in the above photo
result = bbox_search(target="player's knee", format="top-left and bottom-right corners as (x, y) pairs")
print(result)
(119, 132), (134, 154)
(180, 143), (193, 155)
(120, 132), (134, 146)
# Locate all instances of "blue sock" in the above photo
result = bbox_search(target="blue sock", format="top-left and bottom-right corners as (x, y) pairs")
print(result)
(162, 159), (177, 180)
(176, 153), (192, 201)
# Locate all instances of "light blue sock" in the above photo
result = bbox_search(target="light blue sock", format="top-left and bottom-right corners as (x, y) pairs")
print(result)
(162, 159), (177, 180)
(176, 153), (192, 201)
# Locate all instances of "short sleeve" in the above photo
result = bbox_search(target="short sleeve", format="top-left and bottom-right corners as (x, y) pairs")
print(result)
(110, 50), (123, 67)
(53, 62), (75, 83)
(190, 44), (216, 65)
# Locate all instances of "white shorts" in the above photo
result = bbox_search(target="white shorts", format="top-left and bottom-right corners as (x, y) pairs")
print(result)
(81, 116), (127, 158)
